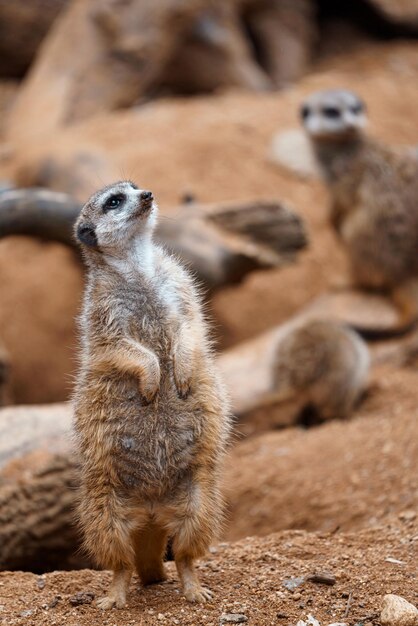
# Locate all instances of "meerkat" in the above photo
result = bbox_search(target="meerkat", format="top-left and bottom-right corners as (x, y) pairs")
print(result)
(73, 181), (231, 610)
(300, 89), (418, 334)
(268, 318), (370, 423)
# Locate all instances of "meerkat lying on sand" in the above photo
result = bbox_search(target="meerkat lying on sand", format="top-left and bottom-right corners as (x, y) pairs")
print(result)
(73, 181), (231, 609)
(270, 319), (369, 423)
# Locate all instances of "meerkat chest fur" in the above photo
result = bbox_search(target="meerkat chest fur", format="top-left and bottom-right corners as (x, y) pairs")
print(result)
(78, 254), (213, 498)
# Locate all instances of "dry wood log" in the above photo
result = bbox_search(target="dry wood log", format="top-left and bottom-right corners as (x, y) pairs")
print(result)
(0, 188), (81, 246)
(0, 452), (79, 572)
(0, 404), (72, 468)
(244, 0), (315, 88)
(0, 189), (307, 291)
(0, 404), (81, 572)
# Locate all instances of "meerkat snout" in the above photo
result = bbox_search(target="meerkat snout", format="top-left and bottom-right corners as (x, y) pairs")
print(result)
(300, 89), (367, 141)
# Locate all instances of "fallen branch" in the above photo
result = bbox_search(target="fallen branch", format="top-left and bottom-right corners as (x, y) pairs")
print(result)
(0, 189), (308, 290)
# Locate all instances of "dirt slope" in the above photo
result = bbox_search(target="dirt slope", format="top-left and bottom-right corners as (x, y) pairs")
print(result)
(225, 364), (418, 541)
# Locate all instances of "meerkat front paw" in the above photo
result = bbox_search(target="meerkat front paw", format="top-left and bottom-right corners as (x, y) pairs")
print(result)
(139, 354), (161, 403)
(97, 594), (126, 610)
(140, 381), (160, 404)
(174, 370), (192, 400)
(172, 354), (193, 399)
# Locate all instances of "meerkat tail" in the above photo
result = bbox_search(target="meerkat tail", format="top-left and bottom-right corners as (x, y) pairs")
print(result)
(133, 521), (168, 586)
(352, 284), (418, 340)
(257, 384), (298, 409)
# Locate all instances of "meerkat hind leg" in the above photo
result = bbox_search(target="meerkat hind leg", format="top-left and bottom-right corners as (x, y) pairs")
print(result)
(133, 521), (168, 586)
(97, 568), (132, 610)
(176, 555), (213, 603)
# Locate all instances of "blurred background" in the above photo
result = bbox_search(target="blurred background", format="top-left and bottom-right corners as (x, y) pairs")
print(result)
(2, 0), (418, 405)
(0, 2), (417, 621)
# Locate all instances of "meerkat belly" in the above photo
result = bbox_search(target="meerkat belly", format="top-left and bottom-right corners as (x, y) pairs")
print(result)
(88, 370), (202, 499)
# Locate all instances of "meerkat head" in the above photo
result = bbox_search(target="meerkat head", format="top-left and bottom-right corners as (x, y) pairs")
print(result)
(74, 181), (157, 255)
(300, 89), (367, 142)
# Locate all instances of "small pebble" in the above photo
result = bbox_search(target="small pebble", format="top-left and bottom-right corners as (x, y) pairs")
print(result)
(20, 610), (33, 618)
(220, 614), (248, 624)
(283, 577), (305, 591)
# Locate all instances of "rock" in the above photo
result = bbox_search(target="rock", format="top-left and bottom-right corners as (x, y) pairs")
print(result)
(220, 615), (248, 624)
(399, 510), (417, 522)
(380, 594), (418, 626)
(69, 592), (95, 606)
(307, 572), (336, 586)
(297, 615), (320, 626)
(269, 129), (319, 179)
(283, 576), (305, 591)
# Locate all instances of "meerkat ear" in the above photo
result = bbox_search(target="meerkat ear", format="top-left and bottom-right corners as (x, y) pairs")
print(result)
(76, 222), (98, 248)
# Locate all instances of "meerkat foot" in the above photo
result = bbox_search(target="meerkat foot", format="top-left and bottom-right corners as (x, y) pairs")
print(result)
(97, 568), (131, 610)
(97, 593), (127, 610)
(176, 556), (212, 603)
(184, 585), (213, 603)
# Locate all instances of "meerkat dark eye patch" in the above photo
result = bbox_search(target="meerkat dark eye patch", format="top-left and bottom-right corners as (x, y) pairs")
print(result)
(300, 105), (310, 120)
(103, 193), (125, 212)
(350, 102), (364, 115)
(322, 106), (341, 119)
(77, 222), (98, 248)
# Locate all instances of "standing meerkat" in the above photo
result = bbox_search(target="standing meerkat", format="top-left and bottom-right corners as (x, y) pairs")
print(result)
(300, 89), (418, 332)
(73, 181), (231, 610)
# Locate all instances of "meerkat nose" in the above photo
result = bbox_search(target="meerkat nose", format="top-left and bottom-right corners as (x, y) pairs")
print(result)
(140, 191), (153, 201)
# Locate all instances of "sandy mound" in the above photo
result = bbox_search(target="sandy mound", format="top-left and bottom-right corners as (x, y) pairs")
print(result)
(225, 364), (418, 541)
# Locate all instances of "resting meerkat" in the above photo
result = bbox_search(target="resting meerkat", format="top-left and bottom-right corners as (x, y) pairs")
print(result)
(271, 319), (370, 422)
(73, 181), (231, 609)
(300, 89), (418, 333)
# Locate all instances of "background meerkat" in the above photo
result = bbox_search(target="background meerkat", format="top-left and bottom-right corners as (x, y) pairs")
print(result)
(270, 319), (370, 423)
(300, 88), (418, 334)
(73, 181), (231, 610)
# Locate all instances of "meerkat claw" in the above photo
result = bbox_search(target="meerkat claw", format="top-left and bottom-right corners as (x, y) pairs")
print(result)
(141, 386), (159, 405)
(184, 586), (213, 603)
(175, 379), (191, 400)
(97, 595), (126, 610)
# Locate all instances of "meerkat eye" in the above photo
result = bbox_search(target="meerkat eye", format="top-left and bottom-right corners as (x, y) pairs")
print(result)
(104, 194), (125, 212)
(300, 105), (310, 121)
(350, 102), (363, 115)
(322, 106), (341, 119)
